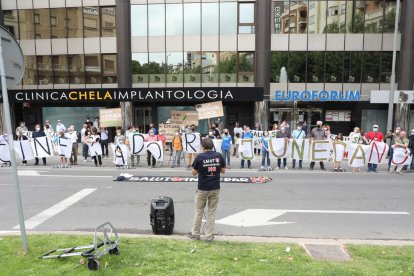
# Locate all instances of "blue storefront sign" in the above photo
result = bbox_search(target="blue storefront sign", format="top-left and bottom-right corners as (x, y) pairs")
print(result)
(273, 90), (361, 102)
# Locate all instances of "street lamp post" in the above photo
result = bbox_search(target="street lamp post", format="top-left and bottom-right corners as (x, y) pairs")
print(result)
(386, 0), (400, 133)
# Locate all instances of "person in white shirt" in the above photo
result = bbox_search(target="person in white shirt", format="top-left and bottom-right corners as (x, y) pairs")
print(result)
(93, 117), (100, 129)
(291, 123), (306, 169)
(233, 122), (243, 157)
(100, 127), (109, 158)
(66, 125), (78, 165)
(81, 124), (89, 162)
(56, 120), (66, 133)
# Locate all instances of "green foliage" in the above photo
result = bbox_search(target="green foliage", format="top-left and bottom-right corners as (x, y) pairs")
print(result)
(348, 12), (364, 34)
(219, 54), (237, 74)
(1, 235), (414, 275)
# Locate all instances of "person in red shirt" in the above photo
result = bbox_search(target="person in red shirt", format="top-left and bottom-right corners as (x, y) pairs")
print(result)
(364, 124), (384, 172)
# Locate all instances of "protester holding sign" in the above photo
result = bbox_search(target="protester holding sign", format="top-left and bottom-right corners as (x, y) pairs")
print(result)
(157, 129), (167, 167)
(291, 123), (305, 169)
(185, 125), (199, 169)
(100, 127), (109, 158)
(349, 127), (363, 173)
(386, 127), (402, 170)
(84, 127), (103, 167)
(221, 129), (232, 169)
(333, 133), (345, 171)
(310, 121), (327, 171)
(171, 131), (183, 168)
(66, 126), (78, 166)
(16, 129), (28, 165)
(81, 124), (89, 162)
(240, 127), (253, 169)
(32, 124), (47, 166)
(364, 124), (384, 173)
(260, 131), (271, 170)
(56, 131), (70, 168)
(146, 129), (159, 168)
(129, 126), (141, 167)
(276, 126), (291, 170)
(389, 131), (410, 175)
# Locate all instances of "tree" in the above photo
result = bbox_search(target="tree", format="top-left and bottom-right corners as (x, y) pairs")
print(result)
(348, 12), (364, 33)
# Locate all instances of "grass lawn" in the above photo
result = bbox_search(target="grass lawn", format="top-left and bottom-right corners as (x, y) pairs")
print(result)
(0, 235), (413, 275)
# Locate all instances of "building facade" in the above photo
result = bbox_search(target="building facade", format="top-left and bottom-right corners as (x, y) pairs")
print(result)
(0, 0), (413, 135)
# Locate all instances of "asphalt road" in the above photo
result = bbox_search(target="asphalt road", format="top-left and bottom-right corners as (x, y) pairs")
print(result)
(0, 156), (413, 241)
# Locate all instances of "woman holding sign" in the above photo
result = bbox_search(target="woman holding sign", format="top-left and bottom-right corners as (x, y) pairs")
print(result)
(84, 127), (103, 167)
(146, 129), (159, 168)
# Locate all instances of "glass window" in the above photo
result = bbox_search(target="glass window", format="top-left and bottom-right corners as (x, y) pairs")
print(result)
(347, 1), (364, 33)
(4, 10), (19, 39)
(325, 51), (344, 83)
(308, 0), (326, 33)
(238, 52), (254, 83)
(67, 8), (83, 38)
(184, 3), (200, 35)
(219, 52), (237, 83)
(37, 56), (53, 85)
(166, 4), (183, 36)
(362, 52), (380, 83)
(288, 52), (306, 82)
(149, 53), (166, 84)
(220, 2), (237, 35)
(307, 52), (324, 83)
(53, 56), (69, 85)
(102, 54), (117, 84)
(270, 51), (289, 83)
(202, 52), (219, 83)
(166, 52), (184, 83)
(148, 4), (165, 36)
(23, 56), (37, 85)
(83, 7), (100, 37)
(289, 1), (308, 34)
(380, 1), (398, 33)
(50, 8), (67, 38)
(85, 54), (102, 84)
(68, 55), (85, 84)
(18, 10), (35, 39)
(344, 52), (362, 83)
(101, 7), (116, 37)
(327, 1), (346, 33)
(380, 52), (399, 83)
(273, 1), (289, 34)
(132, 53), (149, 84)
(131, 5), (147, 36)
(202, 3), (219, 35)
(364, 1), (382, 33)
(238, 2), (255, 34)
(184, 51), (201, 83)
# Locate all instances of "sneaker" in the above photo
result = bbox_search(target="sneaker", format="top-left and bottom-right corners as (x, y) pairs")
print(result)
(83, 159), (87, 162)
(260, 166), (265, 171)
(276, 167), (279, 170)
(227, 165), (231, 169)
(240, 166), (244, 169)
(186, 233), (200, 240)
(396, 171), (404, 175)
(34, 163), (39, 166)
(309, 168), (314, 171)
(299, 167), (302, 170)
(204, 237), (214, 243)
(284, 166), (288, 170)
(248, 165), (251, 169)
(171, 165), (175, 168)
(321, 168), (327, 171)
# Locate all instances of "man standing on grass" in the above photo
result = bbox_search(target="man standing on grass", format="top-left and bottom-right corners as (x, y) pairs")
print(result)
(189, 138), (226, 242)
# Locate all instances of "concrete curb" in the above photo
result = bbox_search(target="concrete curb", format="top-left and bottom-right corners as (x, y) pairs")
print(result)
(1, 230), (414, 246)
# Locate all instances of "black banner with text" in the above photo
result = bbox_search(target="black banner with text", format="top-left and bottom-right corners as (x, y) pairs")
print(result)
(0, 87), (264, 104)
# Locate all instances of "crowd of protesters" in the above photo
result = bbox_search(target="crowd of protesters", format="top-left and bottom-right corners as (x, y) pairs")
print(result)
(1, 116), (413, 174)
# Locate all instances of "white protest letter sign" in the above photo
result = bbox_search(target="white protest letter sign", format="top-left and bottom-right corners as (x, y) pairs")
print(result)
(14, 140), (34, 161)
(391, 147), (412, 166)
(58, 137), (73, 158)
(291, 139), (309, 161)
(311, 140), (331, 162)
(112, 144), (129, 166)
(31, 136), (53, 158)
(130, 133), (147, 156)
(183, 133), (200, 153)
(0, 141), (11, 163)
(332, 141), (347, 162)
(239, 139), (254, 160)
(146, 141), (164, 161)
(269, 138), (290, 158)
(367, 141), (388, 164)
(347, 143), (370, 167)
(213, 139), (222, 153)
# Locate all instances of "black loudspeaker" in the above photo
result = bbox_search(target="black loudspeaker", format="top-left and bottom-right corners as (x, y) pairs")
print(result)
(150, 196), (174, 235)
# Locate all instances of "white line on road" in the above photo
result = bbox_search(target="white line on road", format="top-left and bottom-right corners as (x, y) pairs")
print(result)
(0, 184), (112, 188)
(13, 188), (97, 230)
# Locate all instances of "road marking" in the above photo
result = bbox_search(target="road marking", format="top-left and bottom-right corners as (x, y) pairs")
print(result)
(216, 209), (410, 227)
(0, 184), (112, 188)
(17, 170), (40, 176)
(13, 188), (97, 230)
